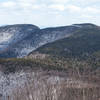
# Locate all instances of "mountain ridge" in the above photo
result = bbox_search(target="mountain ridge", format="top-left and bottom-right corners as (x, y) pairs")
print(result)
(0, 23), (99, 58)
(29, 23), (100, 60)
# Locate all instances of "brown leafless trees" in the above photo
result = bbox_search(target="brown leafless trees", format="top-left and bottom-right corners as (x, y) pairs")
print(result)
(7, 70), (100, 100)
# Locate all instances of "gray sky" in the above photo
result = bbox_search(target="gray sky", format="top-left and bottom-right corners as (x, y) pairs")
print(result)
(0, 0), (100, 27)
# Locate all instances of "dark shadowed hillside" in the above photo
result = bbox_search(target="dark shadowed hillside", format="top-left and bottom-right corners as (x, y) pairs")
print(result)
(33, 24), (100, 59)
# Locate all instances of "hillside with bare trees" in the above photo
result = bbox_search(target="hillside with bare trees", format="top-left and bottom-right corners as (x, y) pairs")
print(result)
(0, 57), (100, 100)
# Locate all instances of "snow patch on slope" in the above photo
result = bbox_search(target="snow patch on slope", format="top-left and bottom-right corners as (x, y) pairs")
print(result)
(0, 32), (13, 44)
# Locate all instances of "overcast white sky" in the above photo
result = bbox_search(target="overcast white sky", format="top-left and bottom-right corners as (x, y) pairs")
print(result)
(0, 0), (100, 27)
